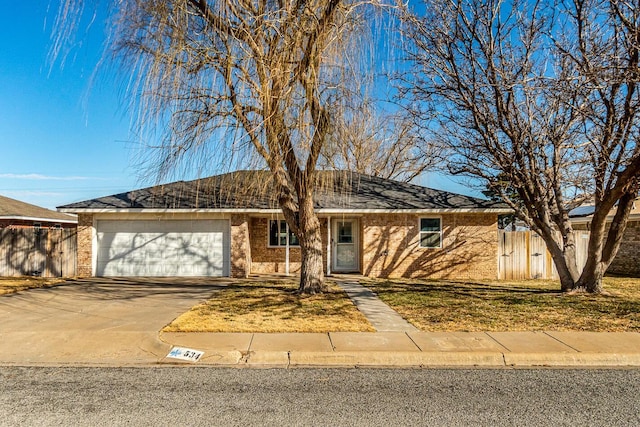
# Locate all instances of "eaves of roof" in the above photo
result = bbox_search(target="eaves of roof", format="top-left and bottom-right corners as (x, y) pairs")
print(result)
(0, 215), (78, 224)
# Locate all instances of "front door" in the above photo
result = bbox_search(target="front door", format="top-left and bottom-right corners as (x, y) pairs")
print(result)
(332, 219), (359, 272)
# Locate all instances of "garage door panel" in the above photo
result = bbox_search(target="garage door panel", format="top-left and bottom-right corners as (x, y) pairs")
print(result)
(96, 220), (230, 277)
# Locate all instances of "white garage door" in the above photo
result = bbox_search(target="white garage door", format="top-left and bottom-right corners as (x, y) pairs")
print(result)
(96, 220), (230, 277)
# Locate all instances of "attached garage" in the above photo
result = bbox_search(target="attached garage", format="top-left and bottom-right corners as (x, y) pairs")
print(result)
(96, 219), (230, 277)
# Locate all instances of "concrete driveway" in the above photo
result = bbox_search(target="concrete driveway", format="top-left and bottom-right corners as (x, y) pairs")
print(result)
(0, 278), (227, 366)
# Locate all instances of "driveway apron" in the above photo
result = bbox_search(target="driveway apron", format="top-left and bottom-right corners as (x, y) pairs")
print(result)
(0, 278), (225, 366)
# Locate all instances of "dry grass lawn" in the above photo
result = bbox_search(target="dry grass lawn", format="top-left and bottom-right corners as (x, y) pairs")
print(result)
(164, 279), (374, 333)
(0, 277), (66, 295)
(365, 277), (640, 332)
(6, 275), (638, 333)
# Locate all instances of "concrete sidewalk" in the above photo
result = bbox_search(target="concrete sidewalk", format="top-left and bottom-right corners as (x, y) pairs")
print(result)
(160, 330), (640, 368)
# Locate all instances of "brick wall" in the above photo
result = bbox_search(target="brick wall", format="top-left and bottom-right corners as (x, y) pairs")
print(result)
(247, 213), (499, 280)
(608, 220), (640, 275)
(248, 217), (328, 274)
(76, 213), (93, 277)
(230, 214), (251, 278)
(573, 220), (640, 276)
(361, 213), (499, 280)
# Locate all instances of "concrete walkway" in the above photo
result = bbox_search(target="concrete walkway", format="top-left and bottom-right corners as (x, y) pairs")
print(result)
(333, 278), (417, 332)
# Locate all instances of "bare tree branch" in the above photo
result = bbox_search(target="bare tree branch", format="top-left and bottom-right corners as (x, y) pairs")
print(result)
(399, 0), (640, 293)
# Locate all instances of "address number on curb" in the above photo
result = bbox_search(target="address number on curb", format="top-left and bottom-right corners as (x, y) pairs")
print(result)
(167, 347), (204, 362)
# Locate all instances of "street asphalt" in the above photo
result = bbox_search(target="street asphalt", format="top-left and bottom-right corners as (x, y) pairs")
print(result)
(0, 277), (639, 368)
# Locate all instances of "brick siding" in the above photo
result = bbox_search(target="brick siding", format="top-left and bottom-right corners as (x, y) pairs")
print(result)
(361, 213), (498, 280)
(248, 217), (329, 274)
(609, 220), (640, 276)
(247, 213), (499, 280)
(73, 212), (501, 280)
(230, 214), (251, 278)
(76, 213), (93, 277)
(573, 220), (640, 276)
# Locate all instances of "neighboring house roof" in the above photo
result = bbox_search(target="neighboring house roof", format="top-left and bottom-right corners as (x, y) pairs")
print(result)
(58, 171), (510, 213)
(0, 194), (77, 224)
(570, 197), (640, 223)
(568, 205), (596, 218)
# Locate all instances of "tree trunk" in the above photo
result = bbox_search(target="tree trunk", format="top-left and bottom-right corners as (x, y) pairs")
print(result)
(537, 228), (580, 292)
(574, 211), (607, 293)
(575, 263), (605, 293)
(574, 192), (634, 294)
(548, 245), (578, 292)
(296, 195), (326, 294)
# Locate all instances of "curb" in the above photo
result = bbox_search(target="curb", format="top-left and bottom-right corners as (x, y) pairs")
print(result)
(288, 351), (506, 367)
(503, 352), (640, 367)
(167, 350), (640, 368)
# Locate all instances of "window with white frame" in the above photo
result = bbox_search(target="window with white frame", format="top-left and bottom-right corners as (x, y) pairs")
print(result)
(268, 219), (299, 247)
(419, 217), (442, 248)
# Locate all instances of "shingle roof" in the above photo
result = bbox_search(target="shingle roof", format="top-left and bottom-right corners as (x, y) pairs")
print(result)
(58, 171), (509, 212)
(0, 195), (77, 223)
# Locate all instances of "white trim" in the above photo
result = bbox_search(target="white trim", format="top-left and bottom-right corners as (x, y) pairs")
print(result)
(285, 232), (290, 276)
(91, 212), (230, 220)
(418, 216), (443, 249)
(331, 218), (360, 273)
(0, 215), (77, 224)
(316, 208), (511, 214)
(60, 207), (512, 215)
(93, 218), (231, 277)
(266, 219), (300, 248)
(92, 216), (98, 276)
(571, 213), (640, 224)
(326, 217), (332, 276)
(228, 219), (233, 278)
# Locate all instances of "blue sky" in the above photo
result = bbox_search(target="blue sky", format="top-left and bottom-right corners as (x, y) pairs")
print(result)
(0, 1), (474, 210)
(0, 2), (135, 210)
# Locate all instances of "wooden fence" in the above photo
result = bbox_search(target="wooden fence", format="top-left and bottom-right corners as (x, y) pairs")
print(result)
(498, 230), (589, 280)
(0, 227), (77, 277)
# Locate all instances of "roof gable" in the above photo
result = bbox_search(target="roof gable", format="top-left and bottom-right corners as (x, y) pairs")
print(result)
(0, 195), (77, 223)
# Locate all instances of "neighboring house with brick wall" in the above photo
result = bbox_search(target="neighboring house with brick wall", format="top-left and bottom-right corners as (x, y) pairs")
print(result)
(57, 171), (509, 280)
(0, 195), (77, 230)
(570, 197), (640, 277)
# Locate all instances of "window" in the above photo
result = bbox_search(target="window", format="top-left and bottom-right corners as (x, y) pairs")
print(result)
(268, 220), (299, 247)
(419, 218), (442, 248)
(337, 221), (353, 243)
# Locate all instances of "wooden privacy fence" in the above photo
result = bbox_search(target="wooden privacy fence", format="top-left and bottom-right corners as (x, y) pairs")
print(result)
(498, 230), (589, 280)
(0, 227), (77, 277)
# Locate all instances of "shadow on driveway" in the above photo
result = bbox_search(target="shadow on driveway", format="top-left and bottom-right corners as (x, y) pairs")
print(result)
(0, 277), (235, 366)
(49, 276), (232, 301)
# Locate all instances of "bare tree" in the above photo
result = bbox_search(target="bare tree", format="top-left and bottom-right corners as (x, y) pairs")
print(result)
(319, 98), (437, 182)
(53, 0), (384, 294)
(399, 0), (640, 293)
